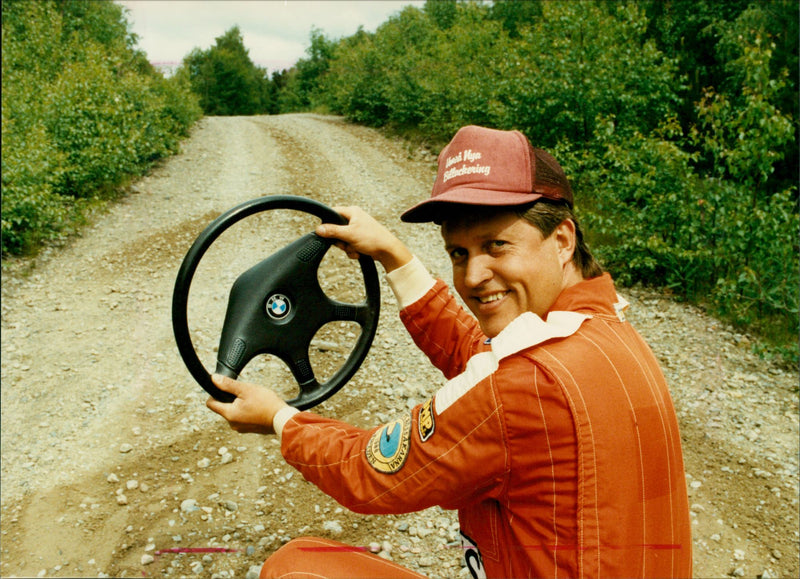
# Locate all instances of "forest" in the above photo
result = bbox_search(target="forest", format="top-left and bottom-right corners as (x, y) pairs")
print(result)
(2, 0), (797, 362)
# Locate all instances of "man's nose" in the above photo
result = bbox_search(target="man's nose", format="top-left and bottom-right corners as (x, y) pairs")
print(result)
(463, 255), (492, 288)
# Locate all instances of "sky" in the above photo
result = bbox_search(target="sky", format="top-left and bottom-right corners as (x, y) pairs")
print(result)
(119, 0), (424, 75)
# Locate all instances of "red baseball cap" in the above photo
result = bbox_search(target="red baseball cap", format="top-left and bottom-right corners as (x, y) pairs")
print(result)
(401, 125), (573, 223)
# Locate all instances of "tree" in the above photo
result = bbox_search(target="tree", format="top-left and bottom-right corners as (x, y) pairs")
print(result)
(642, 0), (798, 193)
(183, 26), (269, 115)
(319, 28), (390, 125)
(290, 28), (336, 111)
(489, 0), (542, 38)
(424, 0), (457, 30)
(500, 1), (679, 147)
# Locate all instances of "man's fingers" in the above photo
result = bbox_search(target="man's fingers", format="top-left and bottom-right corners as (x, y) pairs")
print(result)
(330, 206), (354, 219)
(316, 223), (345, 240)
(316, 226), (359, 260)
(316, 207), (358, 240)
(212, 373), (241, 395)
(206, 376), (236, 415)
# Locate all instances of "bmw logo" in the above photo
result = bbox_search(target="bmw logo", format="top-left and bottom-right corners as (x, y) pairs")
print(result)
(266, 294), (291, 320)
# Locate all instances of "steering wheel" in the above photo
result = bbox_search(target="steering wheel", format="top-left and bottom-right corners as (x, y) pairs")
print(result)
(172, 195), (380, 410)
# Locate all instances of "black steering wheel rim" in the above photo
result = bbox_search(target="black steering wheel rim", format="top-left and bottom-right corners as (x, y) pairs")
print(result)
(172, 195), (380, 409)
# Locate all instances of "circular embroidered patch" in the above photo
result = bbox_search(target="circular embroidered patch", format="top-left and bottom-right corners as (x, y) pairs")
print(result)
(365, 414), (411, 474)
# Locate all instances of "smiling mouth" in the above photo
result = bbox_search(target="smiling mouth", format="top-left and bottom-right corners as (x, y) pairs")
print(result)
(477, 292), (507, 304)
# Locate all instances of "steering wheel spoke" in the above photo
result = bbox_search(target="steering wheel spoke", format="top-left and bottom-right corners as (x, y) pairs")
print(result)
(328, 300), (373, 325)
(286, 353), (316, 386)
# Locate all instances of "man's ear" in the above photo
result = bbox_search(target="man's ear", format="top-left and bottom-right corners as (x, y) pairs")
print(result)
(554, 219), (577, 267)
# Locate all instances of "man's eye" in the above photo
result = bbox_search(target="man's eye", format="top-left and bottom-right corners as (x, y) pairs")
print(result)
(489, 240), (507, 251)
(449, 248), (466, 261)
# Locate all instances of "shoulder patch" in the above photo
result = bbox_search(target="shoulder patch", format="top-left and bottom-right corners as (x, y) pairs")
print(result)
(366, 414), (411, 474)
(418, 398), (435, 442)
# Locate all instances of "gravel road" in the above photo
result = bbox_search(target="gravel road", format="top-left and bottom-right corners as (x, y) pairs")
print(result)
(1, 114), (797, 578)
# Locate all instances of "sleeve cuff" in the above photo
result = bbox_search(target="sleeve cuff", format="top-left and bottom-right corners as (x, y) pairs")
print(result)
(385, 255), (436, 310)
(273, 406), (300, 440)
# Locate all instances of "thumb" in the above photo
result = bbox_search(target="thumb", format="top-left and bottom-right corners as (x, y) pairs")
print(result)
(212, 373), (241, 396)
(316, 222), (342, 239)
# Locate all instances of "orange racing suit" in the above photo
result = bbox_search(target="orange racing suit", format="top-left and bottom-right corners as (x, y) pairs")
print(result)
(277, 260), (693, 578)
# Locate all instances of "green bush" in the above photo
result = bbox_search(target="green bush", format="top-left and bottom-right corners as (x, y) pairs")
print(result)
(1, 119), (70, 254)
(321, 30), (390, 125)
(506, 1), (679, 147)
(569, 115), (797, 356)
(1, 0), (201, 256)
(566, 118), (713, 296)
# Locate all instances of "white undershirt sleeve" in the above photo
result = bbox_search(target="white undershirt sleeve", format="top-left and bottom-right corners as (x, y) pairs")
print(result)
(273, 406), (300, 440)
(385, 255), (436, 310)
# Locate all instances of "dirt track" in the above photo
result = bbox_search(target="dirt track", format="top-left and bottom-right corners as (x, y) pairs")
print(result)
(1, 115), (797, 578)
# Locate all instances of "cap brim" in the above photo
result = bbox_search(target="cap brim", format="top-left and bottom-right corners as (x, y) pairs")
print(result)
(400, 188), (545, 223)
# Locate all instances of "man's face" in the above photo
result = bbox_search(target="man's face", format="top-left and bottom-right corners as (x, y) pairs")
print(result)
(442, 210), (571, 338)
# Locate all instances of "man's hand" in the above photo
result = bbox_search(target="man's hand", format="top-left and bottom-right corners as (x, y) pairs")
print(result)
(316, 206), (413, 273)
(206, 374), (289, 435)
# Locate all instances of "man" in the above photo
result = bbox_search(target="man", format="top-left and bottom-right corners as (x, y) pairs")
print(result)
(207, 125), (693, 578)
